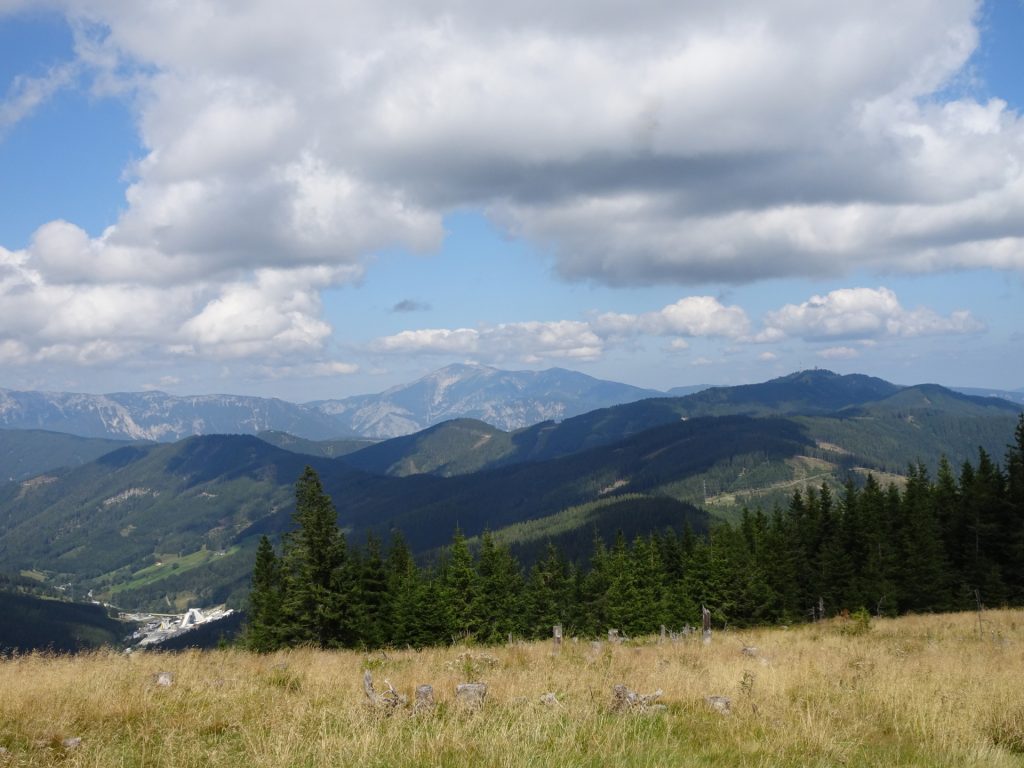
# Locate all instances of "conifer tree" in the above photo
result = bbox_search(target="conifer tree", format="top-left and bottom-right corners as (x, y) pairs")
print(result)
(897, 463), (950, 612)
(279, 466), (347, 647)
(353, 534), (389, 648)
(440, 528), (479, 640)
(1004, 415), (1024, 599)
(473, 531), (524, 642)
(245, 535), (283, 652)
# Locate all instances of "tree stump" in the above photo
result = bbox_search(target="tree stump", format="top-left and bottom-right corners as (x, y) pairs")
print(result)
(456, 682), (487, 710)
(363, 670), (406, 709)
(610, 684), (663, 712)
(413, 684), (435, 713)
(706, 695), (732, 715)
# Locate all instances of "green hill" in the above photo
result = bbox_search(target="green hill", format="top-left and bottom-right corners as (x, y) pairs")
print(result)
(0, 371), (1018, 614)
(340, 419), (514, 476)
(255, 431), (377, 458)
(0, 429), (138, 483)
(0, 589), (130, 653)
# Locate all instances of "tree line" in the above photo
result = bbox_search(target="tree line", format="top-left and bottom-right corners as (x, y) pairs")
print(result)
(245, 415), (1024, 651)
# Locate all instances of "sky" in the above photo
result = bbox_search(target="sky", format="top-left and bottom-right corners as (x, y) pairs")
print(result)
(0, 0), (1022, 401)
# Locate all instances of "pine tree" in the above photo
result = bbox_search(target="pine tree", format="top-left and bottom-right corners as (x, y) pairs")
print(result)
(523, 543), (566, 636)
(1004, 415), (1024, 600)
(897, 463), (949, 612)
(245, 535), (283, 652)
(279, 466), (347, 647)
(473, 532), (523, 642)
(353, 534), (389, 648)
(440, 528), (479, 641)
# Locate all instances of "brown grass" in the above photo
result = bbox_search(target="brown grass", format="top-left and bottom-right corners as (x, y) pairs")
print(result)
(2, 610), (1023, 767)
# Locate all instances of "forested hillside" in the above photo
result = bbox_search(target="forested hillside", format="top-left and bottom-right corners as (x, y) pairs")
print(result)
(0, 371), (1018, 615)
(246, 415), (1024, 649)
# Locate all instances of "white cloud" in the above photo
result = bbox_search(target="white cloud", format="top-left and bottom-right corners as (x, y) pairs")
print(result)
(762, 287), (984, 341)
(817, 346), (860, 360)
(0, 1), (1019, 384)
(255, 360), (360, 380)
(0, 61), (76, 135)
(374, 320), (602, 363)
(594, 296), (750, 339)
(374, 328), (480, 355)
(16, 0), (1023, 291)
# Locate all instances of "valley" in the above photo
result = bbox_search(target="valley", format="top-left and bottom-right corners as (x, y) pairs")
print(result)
(0, 368), (1019, 619)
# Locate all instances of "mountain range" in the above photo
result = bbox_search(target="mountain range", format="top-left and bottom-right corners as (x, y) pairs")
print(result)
(0, 364), (668, 442)
(0, 368), (1019, 615)
(2, 365), (1020, 445)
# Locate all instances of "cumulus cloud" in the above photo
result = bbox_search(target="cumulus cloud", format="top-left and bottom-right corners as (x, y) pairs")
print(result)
(373, 286), (985, 367)
(374, 320), (603, 363)
(594, 296), (750, 340)
(762, 287), (985, 341)
(16, 1), (1024, 287)
(0, 240), (351, 366)
(0, 1), (1019, 381)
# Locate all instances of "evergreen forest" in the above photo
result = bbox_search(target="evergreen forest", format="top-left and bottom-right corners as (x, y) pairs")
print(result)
(245, 416), (1024, 651)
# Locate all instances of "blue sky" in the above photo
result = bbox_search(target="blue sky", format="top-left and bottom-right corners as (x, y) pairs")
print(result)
(0, 1), (1022, 400)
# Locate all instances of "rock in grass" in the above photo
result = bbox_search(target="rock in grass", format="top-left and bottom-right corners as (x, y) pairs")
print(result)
(61, 738), (82, 750)
(155, 672), (173, 687)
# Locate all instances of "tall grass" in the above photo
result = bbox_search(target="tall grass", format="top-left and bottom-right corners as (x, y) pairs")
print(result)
(2, 610), (1023, 767)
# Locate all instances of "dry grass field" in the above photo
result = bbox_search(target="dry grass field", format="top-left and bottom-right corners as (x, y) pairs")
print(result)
(2, 610), (1024, 767)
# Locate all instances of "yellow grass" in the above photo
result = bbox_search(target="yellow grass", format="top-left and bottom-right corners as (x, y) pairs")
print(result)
(2, 610), (1024, 767)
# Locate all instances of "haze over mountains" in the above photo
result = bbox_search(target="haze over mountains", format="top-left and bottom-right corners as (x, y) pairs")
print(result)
(0, 364), (666, 442)
(0, 367), (1019, 616)
(2, 364), (1019, 445)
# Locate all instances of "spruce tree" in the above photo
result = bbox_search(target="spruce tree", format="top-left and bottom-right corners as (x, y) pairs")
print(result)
(279, 466), (347, 647)
(440, 528), (479, 640)
(473, 532), (523, 642)
(245, 535), (283, 652)
(1004, 415), (1024, 600)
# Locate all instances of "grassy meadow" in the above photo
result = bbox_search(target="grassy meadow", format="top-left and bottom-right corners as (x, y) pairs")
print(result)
(2, 610), (1024, 767)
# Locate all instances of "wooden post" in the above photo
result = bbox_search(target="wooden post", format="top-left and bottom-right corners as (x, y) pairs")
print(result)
(553, 624), (563, 651)
(701, 605), (712, 644)
(659, 624), (667, 644)
(818, 596), (825, 622)
(975, 589), (984, 640)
